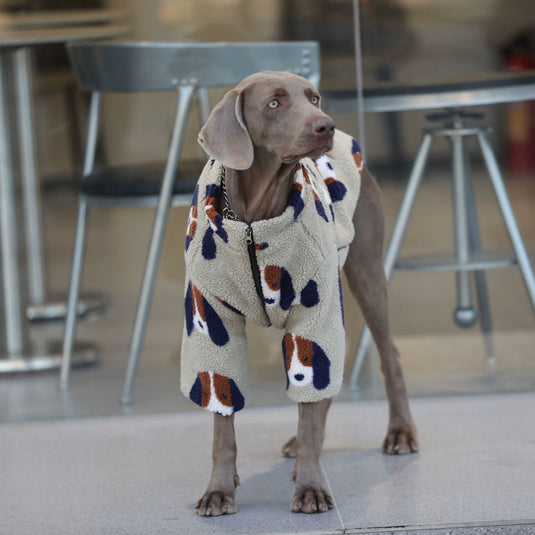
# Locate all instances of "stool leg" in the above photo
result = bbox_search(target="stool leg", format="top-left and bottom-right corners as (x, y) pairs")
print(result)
(120, 86), (195, 405)
(348, 132), (434, 390)
(60, 199), (89, 387)
(477, 131), (535, 316)
(451, 134), (477, 327)
(197, 87), (211, 126)
(463, 152), (495, 365)
(60, 92), (101, 387)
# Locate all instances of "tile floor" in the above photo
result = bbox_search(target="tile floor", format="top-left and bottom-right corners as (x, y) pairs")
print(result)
(0, 160), (534, 534)
(2, 394), (535, 534)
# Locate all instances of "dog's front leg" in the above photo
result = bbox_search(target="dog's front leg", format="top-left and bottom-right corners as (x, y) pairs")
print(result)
(196, 413), (240, 516)
(291, 398), (334, 514)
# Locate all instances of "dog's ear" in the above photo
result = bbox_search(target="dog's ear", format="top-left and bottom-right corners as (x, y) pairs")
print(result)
(198, 88), (254, 170)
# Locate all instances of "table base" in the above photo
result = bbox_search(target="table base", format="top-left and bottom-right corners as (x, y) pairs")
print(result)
(0, 341), (98, 373)
(27, 296), (107, 322)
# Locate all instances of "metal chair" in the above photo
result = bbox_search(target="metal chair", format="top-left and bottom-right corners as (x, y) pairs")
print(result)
(59, 41), (321, 404)
(349, 109), (535, 389)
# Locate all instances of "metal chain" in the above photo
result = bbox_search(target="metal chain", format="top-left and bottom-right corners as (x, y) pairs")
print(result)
(220, 165), (239, 221)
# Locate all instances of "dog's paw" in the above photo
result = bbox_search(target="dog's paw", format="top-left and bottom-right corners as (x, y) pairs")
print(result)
(291, 485), (334, 514)
(382, 426), (419, 455)
(195, 490), (238, 516)
(282, 436), (297, 458)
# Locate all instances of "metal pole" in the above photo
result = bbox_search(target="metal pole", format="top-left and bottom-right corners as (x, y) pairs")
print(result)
(0, 51), (24, 356)
(450, 132), (476, 325)
(352, 0), (366, 160)
(477, 131), (535, 315)
(14, 48), (47, 306)
(120, 85), (195, 405)
(384, 133), (434, 281)
(463, 145), (494, 363)
(197, 87), (211, 126)
(60, 92), (102, 388)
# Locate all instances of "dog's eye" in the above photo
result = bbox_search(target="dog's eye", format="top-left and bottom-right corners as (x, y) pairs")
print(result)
(311, 95), (320, 106)
(268, 99), (279, 109)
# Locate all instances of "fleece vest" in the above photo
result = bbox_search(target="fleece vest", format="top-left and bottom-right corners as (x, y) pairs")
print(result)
(180, 129), (362, 415)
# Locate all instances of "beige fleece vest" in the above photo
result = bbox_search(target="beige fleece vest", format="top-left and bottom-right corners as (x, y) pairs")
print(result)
(180, 129), (362, 415)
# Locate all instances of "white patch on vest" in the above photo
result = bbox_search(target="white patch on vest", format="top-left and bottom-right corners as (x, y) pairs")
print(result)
(305, 161), (333, 214)
(192, 306), (208, 335)
(314, 154), (337, 181)
(260, 267), (279, 308)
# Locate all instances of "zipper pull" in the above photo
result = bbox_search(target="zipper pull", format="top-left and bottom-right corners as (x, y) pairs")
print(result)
(246, 225), (253, 245)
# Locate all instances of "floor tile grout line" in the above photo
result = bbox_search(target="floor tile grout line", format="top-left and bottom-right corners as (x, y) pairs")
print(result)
(342, 519), (535, 534)
(320, 457), (346, 532)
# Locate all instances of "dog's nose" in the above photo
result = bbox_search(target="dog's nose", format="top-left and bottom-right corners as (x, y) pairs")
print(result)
(294, 373), (304, 382)
(313, 117), (335, 138)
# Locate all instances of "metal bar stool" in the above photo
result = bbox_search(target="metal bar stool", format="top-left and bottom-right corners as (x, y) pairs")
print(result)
(349, 109), (535, 389)
(59, 41), (321, 405)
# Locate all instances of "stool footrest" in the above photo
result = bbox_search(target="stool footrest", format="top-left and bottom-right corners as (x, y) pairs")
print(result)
(394, 250), (534, 272)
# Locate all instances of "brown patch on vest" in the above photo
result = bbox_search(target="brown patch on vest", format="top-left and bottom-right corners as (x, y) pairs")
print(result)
(264, 265), (282, 291)
(213, 373), (233, 407)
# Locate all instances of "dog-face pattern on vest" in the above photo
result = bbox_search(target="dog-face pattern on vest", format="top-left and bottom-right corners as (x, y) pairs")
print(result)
(185, 281), (229, 347)
(189, 371), (245, 416)
(282, 333), (331, 390)
(261, 265), (320, 311)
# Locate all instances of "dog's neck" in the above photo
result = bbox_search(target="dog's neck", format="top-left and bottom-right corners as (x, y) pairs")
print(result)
(222, 152), (296, 224)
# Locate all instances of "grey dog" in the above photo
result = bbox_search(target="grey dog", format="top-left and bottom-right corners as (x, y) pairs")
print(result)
(182, 71), (418, 516)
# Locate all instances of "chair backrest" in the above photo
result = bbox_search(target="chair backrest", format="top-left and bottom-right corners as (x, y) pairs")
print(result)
(67, 41), (321, 204)
(67, 41), (320, 92)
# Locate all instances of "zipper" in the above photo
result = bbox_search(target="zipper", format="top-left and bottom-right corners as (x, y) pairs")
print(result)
(246, 225), (271, 324)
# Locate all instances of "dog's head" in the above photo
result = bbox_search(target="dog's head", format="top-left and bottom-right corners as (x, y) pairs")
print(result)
(198, 71), (335, 170)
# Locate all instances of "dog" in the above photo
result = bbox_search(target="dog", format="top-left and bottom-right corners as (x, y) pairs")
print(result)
(180, 71), (418, 516)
